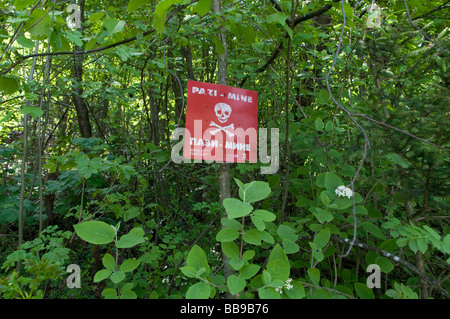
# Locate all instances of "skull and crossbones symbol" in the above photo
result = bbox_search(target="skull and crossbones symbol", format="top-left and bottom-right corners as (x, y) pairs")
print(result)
(210, 102), (234, 137)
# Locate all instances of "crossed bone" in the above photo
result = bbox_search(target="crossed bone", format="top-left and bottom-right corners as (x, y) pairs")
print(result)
(209, 121), (235, 137)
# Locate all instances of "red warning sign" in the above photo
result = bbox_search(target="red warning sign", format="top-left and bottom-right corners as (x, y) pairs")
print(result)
(184, 81), (258, 163)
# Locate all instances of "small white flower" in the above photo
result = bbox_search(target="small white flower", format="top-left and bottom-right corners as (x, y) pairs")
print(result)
(335, 185), (353, 199)
(275, 287), (283, 294)
(285, 278), (293, 290)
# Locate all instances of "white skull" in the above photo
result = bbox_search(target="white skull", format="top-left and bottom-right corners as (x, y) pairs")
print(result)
(214, 103), (232, 123)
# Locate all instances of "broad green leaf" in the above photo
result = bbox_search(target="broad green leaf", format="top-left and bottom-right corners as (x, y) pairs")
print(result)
(324, 172), (344, 193)
(216, 228), (239, 242)
(94, 269), (112, 282)
(102, 288), (118, 299)
(240, 264), (260, 280)
(252, 209), (276, 221)
(250, 214), (265, 231)
(153, 0), (183, 34)
(220, 217), (242, 230)
(362, 222), (386, 240)
(25, 9), (52, 37)
(375, 257), (394, 274)
(315, 117), (324, 131)
(221, 241), (240, 261)
(16, 35), (35, 48)
(314, 228), (331, 249)
(15, 0), (35, 10)
(310, 207), (334, 224)
(266, 12), (287, 26)
(229, 258), (245, 271)
(180, 266), (197, 278)
(186, 244), (210, 275)
(239, 181), (271, 203)
(20, 106), (43, 119)
(277, 224), (297, 242)
(64, 30), (83, 47)
(282, 239), (299, 254)
(102, 253), (116, 270)
(194, 0), (211, 16)
(104, 18), (126, 35)
(243, 229), (261, 246)
(384, 153), (410, 168)
(227, 275), (246, 295)
(74, 221), (116, 245)
(122, 206), (140, 221)
(120, 258), (140, 273)
(221, 241), (240, 259)
(127, 0), (151, 12)
(223, 198), (253, 219)
(285, 281), (306, 299)
(116, 227), (146, 248)
(258, 287), (281, 299)
(266, 244), (290, 282)
(0, 76), (19, 95)
(110, 270), (125, 284)
(354, 283), (375, 299)
(307, 268), (320, 286)
(186, 282), (210, 299)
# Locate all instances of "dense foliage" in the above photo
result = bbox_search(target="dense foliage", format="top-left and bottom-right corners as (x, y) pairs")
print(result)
(0, 0), (448, 299)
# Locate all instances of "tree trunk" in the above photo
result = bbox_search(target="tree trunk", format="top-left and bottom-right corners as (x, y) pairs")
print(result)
(71, 0), (92, 138)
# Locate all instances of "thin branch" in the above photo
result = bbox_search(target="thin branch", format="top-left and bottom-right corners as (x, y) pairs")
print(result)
(352, 113), (450, 152)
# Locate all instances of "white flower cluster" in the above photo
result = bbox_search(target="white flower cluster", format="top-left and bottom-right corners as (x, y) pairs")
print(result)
(335, 185), (353, 199)
(275, 278), (293, 294)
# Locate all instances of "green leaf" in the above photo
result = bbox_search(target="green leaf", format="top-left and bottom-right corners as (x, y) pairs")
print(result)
(102, 253), (116, 270)
(250, 214), (265, 231)
(186, 245), (210, 275)
(102, 288), (118, 299)
(324, 172), (344, 193)
(243, 229), (261, 246)
(314, 228), (331, 249)
(227, 275), (246, 295)
(17, 35), (35, 48)
(74, 221), (116, 245)
(285, 281), (306, 299)
(239, 181), (271, 203)
(153, 0), (183, 33)
(194, 0), (211, 16)
(94, 269), (112, 282)
(354, 283), (375, 299)
(277, 224), (297, 242)
(15, 0), (35, 10)
(180, 266), (197, 278)
(266, 12), (287, 26)
(229, 258), (245, 271)
(362, 222), (386, 240)
(104, 18), (126, 35)
(110, 270), (126, 284)
(266, 244), (290, 283)
(375, 257), (394, 274)
(307, 268), (320, 286)
(186, 282), (210, 299)
(258, 287), (281, 299)
(126, 0), (151, 12)
(310, 207), (334, 224)
(240, 264), (260, 280)
(384, 153), (410, 168)
(216, 228), (239, 242)
(116, 227), (146, 248)
(221, 241), (240, 259)
(0, 76), (19, 95)
(223, 198), (253, 219)
(315, 117), (324, 131)
(282, 239), (299, 254)
(20, 106), (43, 119)
(120, 258), (140, 273)
(252, 209), (276, 222)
